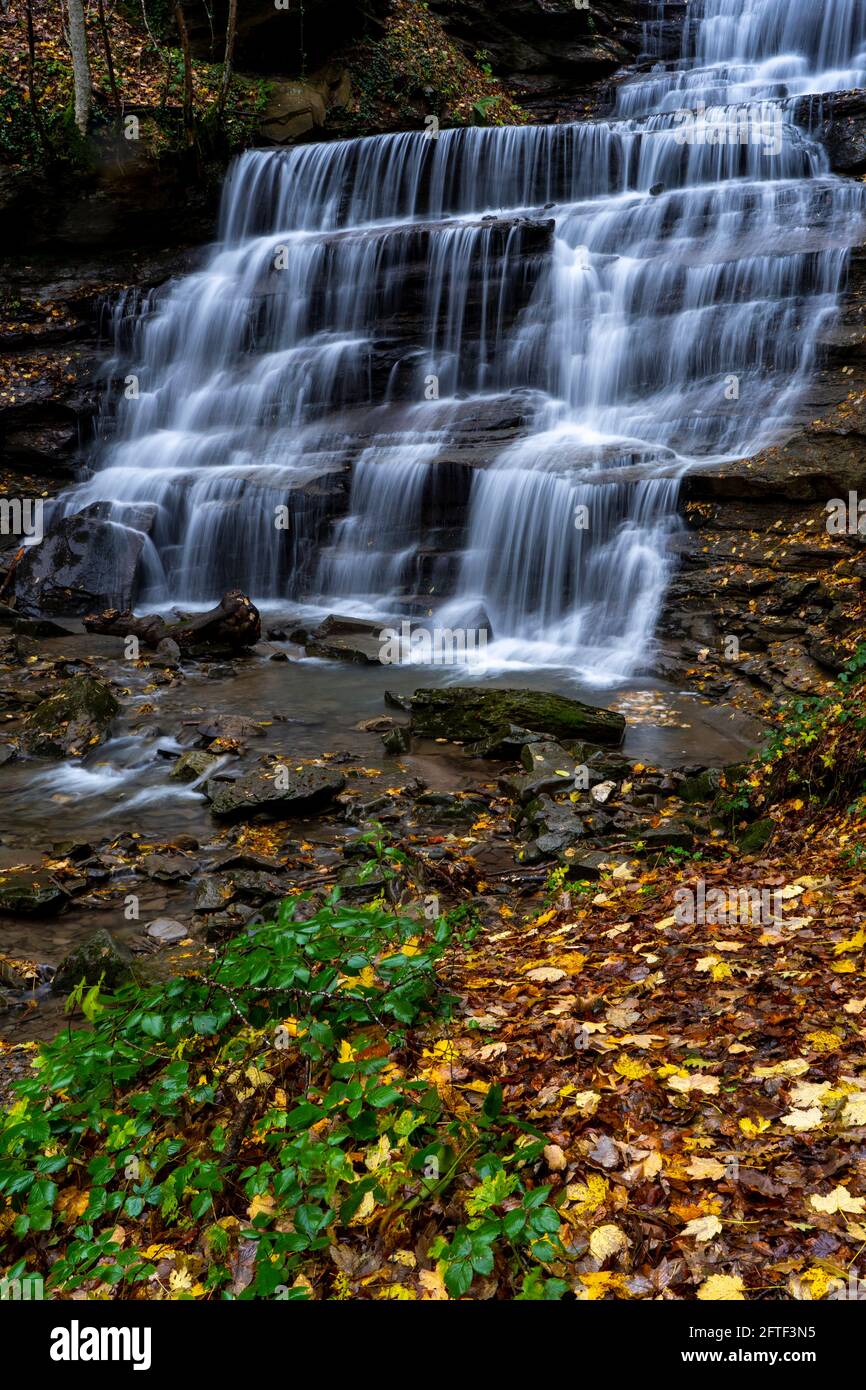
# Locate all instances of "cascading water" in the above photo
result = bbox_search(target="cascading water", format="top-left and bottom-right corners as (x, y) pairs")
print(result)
(54, 0), (866, 681)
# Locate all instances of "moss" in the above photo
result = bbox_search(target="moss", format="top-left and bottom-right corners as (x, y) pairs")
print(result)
(409, 687), (626, 745)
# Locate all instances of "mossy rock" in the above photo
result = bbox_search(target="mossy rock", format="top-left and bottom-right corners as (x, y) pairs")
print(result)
(51, 928), (136, 994)
(21, 675), (119, 758)
(170, 749), (222, 783)
(737, 817), (775, 854)
(0, 868), (67, 916)
(409, 687), (625, 746)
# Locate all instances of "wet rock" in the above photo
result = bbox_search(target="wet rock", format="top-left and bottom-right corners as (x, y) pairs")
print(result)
(738, 817), (775, 854)
(336, 861), (389, 901)
(523, 795), (588, 854)
(678, 767), (722, 803)
(142, 852), (195, 881)
(195, 877), (233, 912)
(305, 614), (386, 664)
(466, 724), (542, 758)
(0, 867), (67, 916)
(52, 928), (135, 993)
(382, 725), (411, 755)
(13, 617), (74, 638)
(638, 823), (695, 851)
(146, 917), (188, 944)
(590, 779), (617, 804)
(357, 716), (397, 732)
(413, 791), (486, 825)
(409, 687), (625, 745)
(384, 690), (412, 711)
(20, 674), (118, 758)
(502, 740), (583, 802)
(206, 763), (346, 819)
(170, 749), (222, 783)
(196, 714), (265, 742)
(155, 637), (182, 668)
(13, 505), (154, 617)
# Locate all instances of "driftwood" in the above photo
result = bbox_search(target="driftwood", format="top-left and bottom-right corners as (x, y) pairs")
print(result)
(83, 589), (261, 651)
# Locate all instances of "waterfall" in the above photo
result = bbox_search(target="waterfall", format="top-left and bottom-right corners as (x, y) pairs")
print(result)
(54, 0), (866, 681)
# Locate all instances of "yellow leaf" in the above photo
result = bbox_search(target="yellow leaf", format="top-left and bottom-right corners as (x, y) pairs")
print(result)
(614, 1055), (651, 1080)
(338, 1040), (356, 1064)
(739, 1112), (772, 1134)
(698, 1274), (745, 1301)
(589, 1224), (628, 1260)
(810, 1186), (866, 1215)
(683, 1214), (723, 1242)
(246, 1192), (275, 1222)
(566, 1174), (608, 1215)
(668, 1073), (719, 1095)
(686, 1157), (727, 1180)
(780, 1107), (823, 1130)
(842, 1094), (866, 1126)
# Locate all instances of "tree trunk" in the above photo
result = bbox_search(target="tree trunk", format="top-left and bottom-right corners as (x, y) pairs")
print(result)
(24, 0), (50, 157)
(83, 591), (262, 652)
(66, 0), (91, 137)
(173, 0), (195, 147)
(218, 0), (238, 117)
(96, 0), (121, 117)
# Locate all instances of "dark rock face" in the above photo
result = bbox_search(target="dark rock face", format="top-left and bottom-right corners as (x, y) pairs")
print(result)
(13, 505), (152, 617)
(206, 763), (347, 818)
(409, 686), (626, 744)
(795, 91), (866, 175)
(426, 0), (661, 117)
(21, 675), (119, 759)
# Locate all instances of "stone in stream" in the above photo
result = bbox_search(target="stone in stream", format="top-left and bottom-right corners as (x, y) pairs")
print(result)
(466, 724), (542, 758)
(205, 763), (346, 819)
(409, 687), (625, 746)
(13, 504), (154, 617)
(382, 725), (411, 755)
(305, 615), (385, 664)
(20, 674), (118, 758)
(52, 928), (136, 993)
(500, 741), (582, 803)
(146, 918), (188, 945)
(0, 867), (67, 916)
(170, 749), (222, 783)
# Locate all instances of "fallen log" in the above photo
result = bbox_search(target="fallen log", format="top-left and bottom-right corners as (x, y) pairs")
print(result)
(83, 589), (261, 652)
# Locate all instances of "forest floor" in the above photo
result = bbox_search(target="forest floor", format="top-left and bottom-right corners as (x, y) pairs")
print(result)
(2, 654), (866, 1301)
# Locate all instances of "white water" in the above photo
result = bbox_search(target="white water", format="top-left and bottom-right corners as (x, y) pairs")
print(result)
(55, 0), (866, 681)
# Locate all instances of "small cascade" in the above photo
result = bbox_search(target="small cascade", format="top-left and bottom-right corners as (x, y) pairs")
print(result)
(52, 0), (866, 680)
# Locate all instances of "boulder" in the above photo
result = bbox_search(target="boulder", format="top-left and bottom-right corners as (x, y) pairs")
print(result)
(409, 686), (625, 745)
(305, 615), (386, 664)
(145, 917), (188, 944)
(0, 867), (67, 916)
(206, 763), (346, 819)
(170, 749), (222, 783)
(52, 928), (135, 993)
(737, 817), (775, 855)
(13, 504), (153, 617)
(21, 674), (118, 758)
